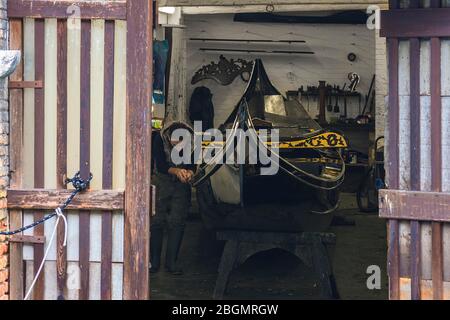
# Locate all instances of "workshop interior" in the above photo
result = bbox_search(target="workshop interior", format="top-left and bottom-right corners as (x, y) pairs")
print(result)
(1, 0), (449, 302)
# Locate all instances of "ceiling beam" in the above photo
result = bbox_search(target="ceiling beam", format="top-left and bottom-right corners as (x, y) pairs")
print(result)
(180, 4), (388, 14)
(159, 0), (388, 7)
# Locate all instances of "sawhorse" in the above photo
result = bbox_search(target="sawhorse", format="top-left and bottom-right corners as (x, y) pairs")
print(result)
(213, 230), (339, 299)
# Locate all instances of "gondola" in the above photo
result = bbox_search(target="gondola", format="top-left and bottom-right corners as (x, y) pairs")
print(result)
(191, 59), (347, 232)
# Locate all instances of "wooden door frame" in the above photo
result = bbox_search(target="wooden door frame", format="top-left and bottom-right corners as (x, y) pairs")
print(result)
(379, 0), (448, 300)
(7, 0), (152, 300)
(124, 0), (153, 300)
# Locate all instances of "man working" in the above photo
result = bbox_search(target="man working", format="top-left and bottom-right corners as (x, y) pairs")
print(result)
(150, 121), (195, 275)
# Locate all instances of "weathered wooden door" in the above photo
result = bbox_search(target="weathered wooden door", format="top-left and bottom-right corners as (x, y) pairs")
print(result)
(380, 0), (450, 299)
(7, 0), (152, 300)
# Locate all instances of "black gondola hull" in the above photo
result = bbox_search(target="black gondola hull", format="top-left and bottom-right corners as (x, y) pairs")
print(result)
(197, 168), (339, 232)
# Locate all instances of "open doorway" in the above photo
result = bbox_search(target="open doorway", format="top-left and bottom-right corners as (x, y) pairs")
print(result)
(151, 3), (388, 300)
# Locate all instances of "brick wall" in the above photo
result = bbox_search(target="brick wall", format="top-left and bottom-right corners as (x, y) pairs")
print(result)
(0, 0), (9, 301)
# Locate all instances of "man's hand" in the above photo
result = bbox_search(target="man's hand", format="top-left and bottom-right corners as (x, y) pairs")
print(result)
(178, 169), (194, 183)
(169, 168), (194, 183)
(182, 169), (194, 182)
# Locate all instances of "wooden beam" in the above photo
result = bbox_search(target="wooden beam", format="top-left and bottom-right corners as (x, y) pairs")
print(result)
(408, 27), (421, 300)
(381, 8), (450, 38)
(124, 0), (152, 300)
(8, 0), (127, 20)
(56, 18), (68, 301)
(9, 80), (43, 89)
(385, 19), (399, 299)
(8, 18), (24, 301)
(430, 34), (443, 300)
(379, 190), (450, 223)
(34, 18), (46, 300)
(9, 235), (45, 245)
(7, 189), (125, 211)
(160, 0), (387, 6)
(101, 20), (115, 301)
(180, 4), (389, 14)
(78, 17), (91, 302)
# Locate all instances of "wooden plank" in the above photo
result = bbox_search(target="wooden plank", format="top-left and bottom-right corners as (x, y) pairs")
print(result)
(431, 39), (442, 193)
(79, 19), (91, 300)
(419, 40), (432, 282)
(112, 212), (124, 263)
(410, 221), (421, 299)
(124, 0), (152, 300)
(410, 38), (420, 191)
(409, 34), (421, 300)
(160, 0), (388, 5)
(111, 263), (123, 300)
(9, 235), (45, 244)
(88, 20), (104, 296)
(24, 260), (33, 297)
(8, 18), (24, 301)
(56, 19), (68, 301)
(387, 38), (399, 190)
(101, 20), (115, 300)
(112, 21), (126, 272)
(89, 262), (101, 300)
(33, 18), (45, 300)
(398, 221), (410, 278)
(380, 190), (450, 222)
(44, 261), (57, 299)
(44, 17), (58, 262)
(7, 189), (124, 211)
(432, 222), (443, 299)
(66, 261), (80, 300)
(398, 40), (410, 190)
(89, 19), (105, 192)
(381, 8), (450, 38)
(9, 80), (43, 89)
(66, 16), (81, 183)
(66, 16), (81, 272)
(388, 220), (400, 299)
(23, 18), (35, 191)
(22, 213), (34, 261)
(431, 35), (443, 299)
(386, 34), (399, 300)
(8, 0), (127, 20)
(18, 19), (37, 274)
(399, 278), (450, 300)
(66, 213), (79, 262)
(113, 20), (126, 190)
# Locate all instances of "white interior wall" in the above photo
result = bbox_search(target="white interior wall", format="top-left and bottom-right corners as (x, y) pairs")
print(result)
(185, 13), (375, 127)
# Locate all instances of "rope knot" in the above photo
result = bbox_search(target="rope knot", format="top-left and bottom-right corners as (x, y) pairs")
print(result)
(66, 171), (93, 191)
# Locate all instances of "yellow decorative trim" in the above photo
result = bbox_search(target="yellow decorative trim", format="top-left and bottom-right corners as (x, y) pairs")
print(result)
(201, 131), (347, 149)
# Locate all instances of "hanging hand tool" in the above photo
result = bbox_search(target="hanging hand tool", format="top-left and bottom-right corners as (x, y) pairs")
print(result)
(341, 84), (348, 119)
(362, 74), (376, 116)
(327, 88), (333, 112)
(333, 85), (340, 113)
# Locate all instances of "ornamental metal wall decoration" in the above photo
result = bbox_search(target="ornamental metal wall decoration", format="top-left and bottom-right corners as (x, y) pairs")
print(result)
(191, 55), (254, 86)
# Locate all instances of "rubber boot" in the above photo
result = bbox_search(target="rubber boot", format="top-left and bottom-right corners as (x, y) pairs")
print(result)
(150, 226), (164, 273)
(165, 227), (185, 275)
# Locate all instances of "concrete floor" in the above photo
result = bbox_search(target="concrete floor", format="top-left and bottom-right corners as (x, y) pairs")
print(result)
(150, 193), (388, 300)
